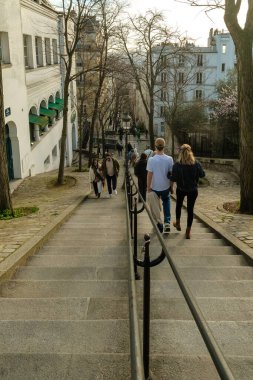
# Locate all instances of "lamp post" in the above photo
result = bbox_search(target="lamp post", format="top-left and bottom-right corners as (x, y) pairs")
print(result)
(122, 112), (131, 175)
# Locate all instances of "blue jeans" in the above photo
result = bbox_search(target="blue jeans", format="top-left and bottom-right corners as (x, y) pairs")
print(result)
(152, 188), (171, 223)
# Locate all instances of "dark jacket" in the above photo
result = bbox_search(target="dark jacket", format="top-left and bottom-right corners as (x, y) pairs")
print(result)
(101, 157), (120, 177)
(134, 158), (147, 182)
(171, 161), (205, 192)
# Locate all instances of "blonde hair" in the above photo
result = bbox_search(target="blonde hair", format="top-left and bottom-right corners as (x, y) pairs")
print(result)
(155, 137), (165, 151)
(178, 144), (196, 165)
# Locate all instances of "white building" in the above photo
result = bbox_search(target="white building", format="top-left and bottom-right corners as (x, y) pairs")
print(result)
(135, 29), (236, 137)
(1, 0), (77, 180)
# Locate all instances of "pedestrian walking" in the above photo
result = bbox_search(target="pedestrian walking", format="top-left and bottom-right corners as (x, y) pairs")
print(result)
(134, 153), (147, 201)
(89, 158), (104, 198)
(116, 141), (123, 157)
(147, 138), (174, 233)
(171, 144), (205, 239)
(144, 145), (153, 159)
(102, 153), (120, 198)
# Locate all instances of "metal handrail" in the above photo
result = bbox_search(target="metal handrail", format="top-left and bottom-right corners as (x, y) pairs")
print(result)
(125, 177), (145, 380)
(128, 171), (235, 380)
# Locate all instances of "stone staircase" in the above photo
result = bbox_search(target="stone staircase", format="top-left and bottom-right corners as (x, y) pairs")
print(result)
(135, 204), (253, 379)
(0, 187), (131, 379)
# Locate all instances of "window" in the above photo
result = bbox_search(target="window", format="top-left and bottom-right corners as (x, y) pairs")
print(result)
(222, 44), (227, 54)
(161, 72), (167, 82)
(179, 55), (185, 66)
(35, 36), (43, 66)
(161, 55), (167, 68)
(23, 34), (33, 68)
(197, 54), (203, 66)
(160, 106), (165, 117)
(45, 38), (51, 65)
(178, 72), (184, 84)
(52, 39), (58, 64)
(196, 72), (202, 84)
(221, 63), (225, 72)
(160, 121), (165, 133)
(0, 32), (10, 64)
(161, 90), (166, 101)
(196, 90), (202, 99)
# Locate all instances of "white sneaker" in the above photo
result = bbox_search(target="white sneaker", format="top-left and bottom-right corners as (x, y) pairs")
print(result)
(114, 189), (118, 195)
(163, 223), (170, 234)
(109, 194), (113, 198)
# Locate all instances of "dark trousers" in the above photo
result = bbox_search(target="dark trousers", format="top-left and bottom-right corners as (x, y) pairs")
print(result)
(176, 189), (198, 228)
(138, 179), (147, 201)
(106, 174), (117, 194)
(92, 181), (98, 196)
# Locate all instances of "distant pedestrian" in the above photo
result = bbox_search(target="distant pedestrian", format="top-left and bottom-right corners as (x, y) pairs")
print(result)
(127, 142), (133, 152)
(134, 153), (147, 201)
(116, 142), (123, 157)
(147, 138), (174, 234)
(145, 128), (148, 139)
(89, 158), (104, 198)
(144, 145), (153, 159)
(171, 144), (205, 239)
(102, 153), (120, 198)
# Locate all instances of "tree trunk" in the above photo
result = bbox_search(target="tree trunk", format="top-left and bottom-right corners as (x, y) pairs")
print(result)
(0, 62), (13, 213)
(149, 98), (155, 150)
(57, 69), (71, 185)
(237, 41), (253, 213)
(88, 84), (102, 166)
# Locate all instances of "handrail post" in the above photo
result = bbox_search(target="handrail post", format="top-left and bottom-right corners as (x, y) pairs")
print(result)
(130, 183), (133, 237)
(134, 197), (141, 280)
(143, 234), (151, 379)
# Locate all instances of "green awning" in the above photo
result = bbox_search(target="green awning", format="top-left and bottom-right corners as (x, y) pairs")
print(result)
(40, 107), (57, 117)
(55, 98), (64, 105)
(48, 102), (64, 111)
(29, 114), (48, 127)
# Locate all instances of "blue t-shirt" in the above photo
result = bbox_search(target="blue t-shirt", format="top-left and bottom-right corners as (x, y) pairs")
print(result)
(147, 154), (173, 191)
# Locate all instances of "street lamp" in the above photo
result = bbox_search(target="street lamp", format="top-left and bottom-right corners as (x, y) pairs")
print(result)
(121, 112), (131, 174)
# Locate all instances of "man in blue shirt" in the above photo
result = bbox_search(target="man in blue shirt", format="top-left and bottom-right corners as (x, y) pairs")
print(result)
(147, 138), (173, 233)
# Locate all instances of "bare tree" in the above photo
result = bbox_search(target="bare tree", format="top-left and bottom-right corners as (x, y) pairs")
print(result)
(86, 0), (125, 166)
(57, 0), (98, 185)
(0, 61), (13, 213)
(183, 1), (253, 213)
(117, 10), (181, 150)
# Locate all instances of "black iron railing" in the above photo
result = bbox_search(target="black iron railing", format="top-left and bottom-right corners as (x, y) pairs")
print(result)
(126, 170), (235, 380)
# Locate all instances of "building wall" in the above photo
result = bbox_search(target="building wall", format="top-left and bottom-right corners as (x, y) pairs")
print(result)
(152, 30), (237, 138)
(1, 0), (77, 179)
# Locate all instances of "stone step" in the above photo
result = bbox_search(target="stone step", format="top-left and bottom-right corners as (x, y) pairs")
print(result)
(148, 266), (253, 281)
(43, 239), (128, 247)
(171, 255), (248, 266)
(14, 266), (129, 281)
(148, 320), (253, 357)
(14, 265), (253, 281)
(0, 320), (129, 354)
(0, 353), (130, 380)
(39, 246), (129, 255)
(135, 280), (253, 298)
(27, 255), (128, 267)
(168, 246), (236, 256)
(0, 297), (129, 320)
(150, 355), (252, 380)
(0, 280), (128, 298)
(137, 297), (253, 321)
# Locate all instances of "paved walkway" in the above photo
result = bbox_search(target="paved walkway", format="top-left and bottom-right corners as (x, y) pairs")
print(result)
(0, 148), (253, 281)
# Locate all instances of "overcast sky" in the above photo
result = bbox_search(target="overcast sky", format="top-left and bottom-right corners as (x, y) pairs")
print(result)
(128, 0), (225, 46)
(128, 0), (247, 46)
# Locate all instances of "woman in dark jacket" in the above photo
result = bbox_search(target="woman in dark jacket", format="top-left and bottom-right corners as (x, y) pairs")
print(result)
(171, 144), (205, 239)
(134, 153), (147, 201)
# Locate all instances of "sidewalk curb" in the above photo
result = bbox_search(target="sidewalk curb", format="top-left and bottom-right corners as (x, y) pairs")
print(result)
(193, 208), (253, 263)
(171, 194), (253, 264)
(0, 191), (91, 284)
